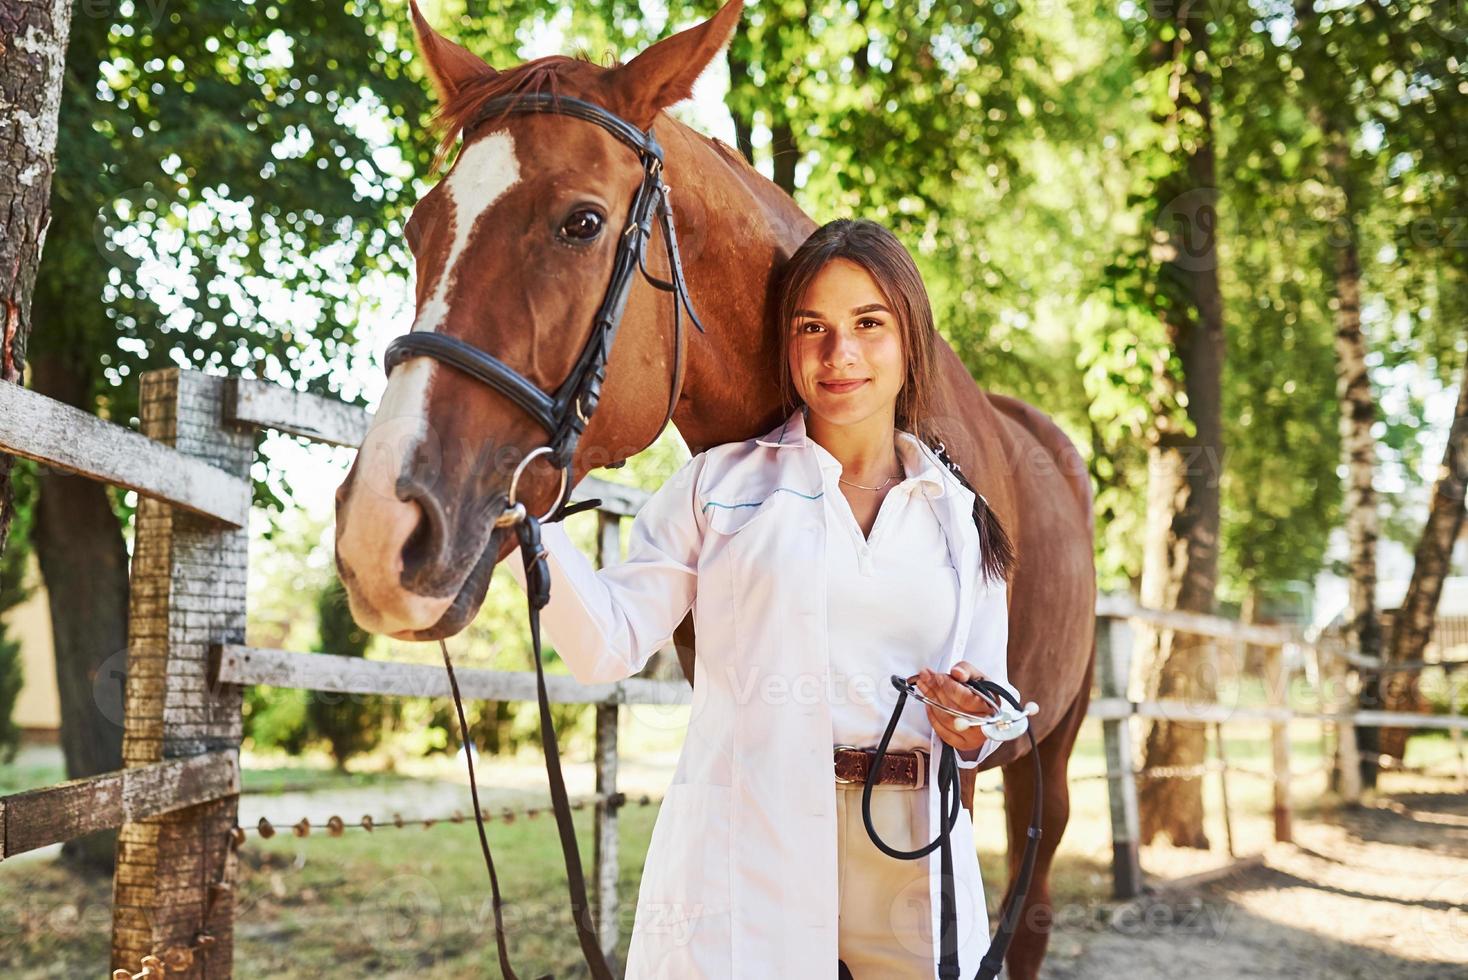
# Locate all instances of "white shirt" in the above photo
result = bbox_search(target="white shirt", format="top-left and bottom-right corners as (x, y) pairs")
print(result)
(813, 431), (960, 754)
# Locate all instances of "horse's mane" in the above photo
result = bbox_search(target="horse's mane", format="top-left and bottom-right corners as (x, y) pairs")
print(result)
(429, 51), (620, 174)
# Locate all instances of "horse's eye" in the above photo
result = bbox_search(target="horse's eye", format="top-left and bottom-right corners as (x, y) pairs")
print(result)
(559, 208), (605, 243)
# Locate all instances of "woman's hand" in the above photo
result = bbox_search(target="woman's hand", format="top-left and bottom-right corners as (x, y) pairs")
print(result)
(913, 661), (995, 756)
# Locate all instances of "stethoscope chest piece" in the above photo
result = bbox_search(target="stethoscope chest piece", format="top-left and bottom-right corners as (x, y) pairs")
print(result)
(890, 674), (1039, 741)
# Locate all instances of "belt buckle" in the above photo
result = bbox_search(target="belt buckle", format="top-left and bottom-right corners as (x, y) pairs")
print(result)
(912, 749), (929, 791)
(833, 744), (865, 784)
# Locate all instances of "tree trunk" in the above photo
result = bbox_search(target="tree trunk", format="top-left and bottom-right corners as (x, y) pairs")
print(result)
(1294, 0), (1384, 794)
(1324, 114), (1384, 791)
(725, 46), (755, 167)
(1136, 5), (1226, 850)
(0, 0), (73, 557)
(1378, 348), (1468, 758)
(770, 118), (798, 198)
(28, 354), (130, 874)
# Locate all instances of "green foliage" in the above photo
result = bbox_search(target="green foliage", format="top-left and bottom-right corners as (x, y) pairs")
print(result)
(307, 572), (398, 769)
(32, 0), (436, 522)
(0, 462), (37, 763)
(33, 0), (1468, 686)
(241, 684), (312, 755)
(0, 635), (23, 765)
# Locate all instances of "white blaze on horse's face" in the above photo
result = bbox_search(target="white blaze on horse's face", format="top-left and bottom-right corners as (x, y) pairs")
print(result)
(335, 131), (521, 637)
(412, 131), (521, 335)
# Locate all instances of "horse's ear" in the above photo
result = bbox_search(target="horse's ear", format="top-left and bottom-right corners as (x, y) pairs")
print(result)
(409, 0), (497, 104)
(607, 0), (744, 129)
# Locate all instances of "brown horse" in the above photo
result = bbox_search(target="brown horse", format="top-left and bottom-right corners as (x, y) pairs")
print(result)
(333, 2), (1095, 977)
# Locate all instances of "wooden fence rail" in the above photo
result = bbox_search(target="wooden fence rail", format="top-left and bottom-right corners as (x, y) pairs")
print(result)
(0, 751), (239, 861)
(210, 643), (690, 706)
(0, 376), (248, 526)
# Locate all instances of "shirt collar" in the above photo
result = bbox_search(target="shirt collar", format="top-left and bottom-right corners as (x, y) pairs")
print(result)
(754, 406), (947, 498)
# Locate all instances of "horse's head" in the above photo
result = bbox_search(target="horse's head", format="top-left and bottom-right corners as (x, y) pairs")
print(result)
(335, 0), (744, 640)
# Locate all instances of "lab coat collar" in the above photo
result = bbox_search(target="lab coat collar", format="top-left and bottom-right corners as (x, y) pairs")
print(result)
(753, 405), (948, 499)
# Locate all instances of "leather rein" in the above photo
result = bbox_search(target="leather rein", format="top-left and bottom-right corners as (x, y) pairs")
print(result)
(381, 91), (706, 980)
(863, 674), (1043, 980)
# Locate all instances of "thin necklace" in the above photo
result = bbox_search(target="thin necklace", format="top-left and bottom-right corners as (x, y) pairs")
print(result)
(838, 452), (904, 491)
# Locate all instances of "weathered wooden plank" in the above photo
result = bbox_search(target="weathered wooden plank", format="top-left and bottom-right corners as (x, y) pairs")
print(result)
(575, 474), (650, 519)
(0, 380), (248, 527)
(211, 644), (690, 707)
(1086, 696), (1468, 731)
(220, 379), (652, 517)
(1096, 594), (1296, 647)
(224, 378), (372, 448)
(0, 751), (238, 860)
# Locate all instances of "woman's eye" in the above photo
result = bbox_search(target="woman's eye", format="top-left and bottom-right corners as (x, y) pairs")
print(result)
(859, 318), (881, 328)
(559, 208), (605, 242)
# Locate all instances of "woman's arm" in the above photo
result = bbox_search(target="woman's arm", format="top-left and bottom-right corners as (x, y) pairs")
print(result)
(501, 451), (710, 685)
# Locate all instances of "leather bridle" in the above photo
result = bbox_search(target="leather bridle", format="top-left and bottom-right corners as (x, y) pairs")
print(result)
(380, 91), (708, 980)
(384, 90), (706, 524)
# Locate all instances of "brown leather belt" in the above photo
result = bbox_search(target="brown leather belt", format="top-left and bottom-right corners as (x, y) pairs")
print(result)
(833, 745), (927, 790)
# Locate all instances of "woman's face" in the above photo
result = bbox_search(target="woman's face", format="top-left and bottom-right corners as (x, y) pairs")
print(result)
(788, 258), (906, 429)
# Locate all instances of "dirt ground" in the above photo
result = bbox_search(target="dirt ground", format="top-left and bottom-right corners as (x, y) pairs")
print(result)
(1041, 790), (1468, 979)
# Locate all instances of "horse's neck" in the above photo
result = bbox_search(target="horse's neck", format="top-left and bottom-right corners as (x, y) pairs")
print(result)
(659, 118), (816, 453)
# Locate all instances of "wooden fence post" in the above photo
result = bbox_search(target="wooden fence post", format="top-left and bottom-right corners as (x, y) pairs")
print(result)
(1097, 612), (1143, 899)
(1265, 642), (1293, 843)
(111, 369), (252, 978)
(592, 510), (623, 968)
(1324, 642), (1361, 804)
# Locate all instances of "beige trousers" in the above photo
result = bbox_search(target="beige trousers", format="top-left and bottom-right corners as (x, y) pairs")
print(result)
(835, 781), (933, 978)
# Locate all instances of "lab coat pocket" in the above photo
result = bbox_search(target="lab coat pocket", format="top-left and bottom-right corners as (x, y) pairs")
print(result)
(702, 495), (783, 536)
(638, 782), (733, 924)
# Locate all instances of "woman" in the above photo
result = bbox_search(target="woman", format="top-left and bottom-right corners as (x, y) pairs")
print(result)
(506, 218), (1016, 978)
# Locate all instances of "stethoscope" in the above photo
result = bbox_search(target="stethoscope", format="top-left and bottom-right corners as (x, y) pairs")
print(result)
(893, 673), (1039, 740)
(856, 675), (1043, 980)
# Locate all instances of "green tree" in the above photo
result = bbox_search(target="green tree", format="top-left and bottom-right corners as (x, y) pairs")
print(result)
(27, 0), (432, 870)
(0, 461), (37, 763)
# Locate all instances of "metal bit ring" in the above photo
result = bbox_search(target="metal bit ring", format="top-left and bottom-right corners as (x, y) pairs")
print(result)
(495, 446), (568, 527)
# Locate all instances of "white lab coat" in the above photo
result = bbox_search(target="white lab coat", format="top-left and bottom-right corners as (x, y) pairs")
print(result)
(505, 406), (1014, 979)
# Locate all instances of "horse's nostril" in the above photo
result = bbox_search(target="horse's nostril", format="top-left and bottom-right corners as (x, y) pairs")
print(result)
(396, 485), (447, 573)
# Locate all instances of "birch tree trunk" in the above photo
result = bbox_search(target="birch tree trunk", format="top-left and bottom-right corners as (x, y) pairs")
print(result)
(1378, 349), (1468, 758)
(1135, 4), (1227, 849)
(1317, 87), (1385, 793)
(0, 0), (73, 556)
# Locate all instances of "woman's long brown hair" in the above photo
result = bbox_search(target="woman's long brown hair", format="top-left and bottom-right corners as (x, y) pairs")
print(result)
(771, 218), (1015, 585)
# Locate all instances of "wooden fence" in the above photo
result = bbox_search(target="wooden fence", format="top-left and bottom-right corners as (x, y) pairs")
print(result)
(0, 368), (694, 978)
(1092, 594), (1468, 900)
(2, 366), (1464, 975)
